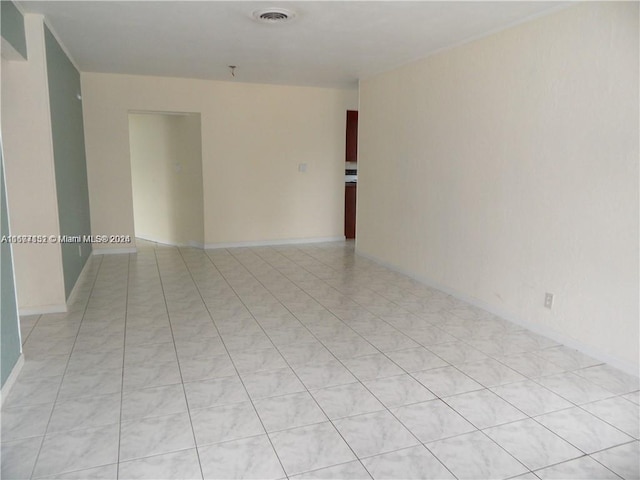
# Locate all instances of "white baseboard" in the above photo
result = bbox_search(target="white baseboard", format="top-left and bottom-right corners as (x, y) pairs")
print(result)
(356, 248), (640, 378)
(136, 234), (205, 249)
(19, 304), (67, 316)
(205, 236), (346, 250)
(92, 247), (137, 255)
(1, 354), (24, 406)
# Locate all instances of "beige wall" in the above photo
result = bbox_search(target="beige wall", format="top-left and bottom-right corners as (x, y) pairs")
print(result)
(129, 113), (204, 246)
(357, 2), (639, 372)
(1, 14), (66, 312)
(81, 73), (358, 249)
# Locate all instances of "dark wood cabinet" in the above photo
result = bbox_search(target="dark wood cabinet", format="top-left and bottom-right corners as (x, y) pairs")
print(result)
(345, 110), (358, 163)
(345, 183), (357, 239)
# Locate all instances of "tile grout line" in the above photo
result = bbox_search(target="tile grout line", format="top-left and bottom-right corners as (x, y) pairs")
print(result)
(259, 245), (635, 473)
(152, 247), (206, 480)
(528, 450), (627, 479)
(272, 247), (543, 476)
(288, 244), (575, 375)
(174, 246), (291, 479)
(233, 246), (563, 476)
(26, 255), (105, 480)
(206, 247), (377, 478)
(221, 247), (456, 477)
(19, 314), (42, 346)
(203, 244), (639, 477)
(242, 246), (484, 477)
(283, 246), (630, 475)
(14, 242), (636, 479)
(208, 244), (639, 478)
(115, 252), (132, 479)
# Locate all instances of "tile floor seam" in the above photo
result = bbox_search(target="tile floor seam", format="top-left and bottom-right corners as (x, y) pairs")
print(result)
(236, 248), (521, 479)
(216, 245), (638, 477)
(223, 247), (450, 478)
(20, 314), (41, 346)
(245, 246), (535, 425)
(8, 242), (638, 480)
(530, 400), (634, 434)
(206, 247), (375, 478)
(573, 399), (640, 440)
(437, 381), (536, 430)
(487, 380), (578, 417)
(27, 255), (104, 480)
(152, 248), (206, 480)
(530, 454), (625, 480)
(113, 253), (132, 479)
(586, 440), (637, 480)
(527, 372), (619, 406)
(469, 428), (533, 476)
(487, 413), (612, 470)
(175, 247), (290, 479)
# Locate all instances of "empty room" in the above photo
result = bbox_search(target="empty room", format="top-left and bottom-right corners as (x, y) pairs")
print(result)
(1, 1), (638, 479)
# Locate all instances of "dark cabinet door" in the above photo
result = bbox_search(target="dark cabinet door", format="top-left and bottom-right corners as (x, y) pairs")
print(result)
(346, 110), (358, 163)
(345, 184), (357, 239)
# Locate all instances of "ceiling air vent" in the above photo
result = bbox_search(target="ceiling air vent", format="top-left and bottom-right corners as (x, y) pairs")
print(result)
(253, 8), (296, 24)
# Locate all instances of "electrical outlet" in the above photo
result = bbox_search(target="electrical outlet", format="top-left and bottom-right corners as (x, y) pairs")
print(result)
(544, 293), (554, 309)
(298, 163), (307, 173)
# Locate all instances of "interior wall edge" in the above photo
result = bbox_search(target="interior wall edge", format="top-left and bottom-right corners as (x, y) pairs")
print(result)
(41, 17), (80, 72)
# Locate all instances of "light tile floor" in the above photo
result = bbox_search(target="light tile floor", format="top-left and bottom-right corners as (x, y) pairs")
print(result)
(2, 241), (639, 479)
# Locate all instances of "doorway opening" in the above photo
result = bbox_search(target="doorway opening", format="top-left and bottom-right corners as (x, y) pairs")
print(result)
(345, 109), (358, 239)
(128, 111), (204, 247)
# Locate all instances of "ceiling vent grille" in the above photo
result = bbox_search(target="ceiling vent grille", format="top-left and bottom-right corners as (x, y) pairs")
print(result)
(253, 8), (296, 23)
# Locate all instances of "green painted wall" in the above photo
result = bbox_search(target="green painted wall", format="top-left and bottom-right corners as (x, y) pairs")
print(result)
(1, 153), (21, 386)
(44, 26), (92, 299)
(1, 1), (27, 59)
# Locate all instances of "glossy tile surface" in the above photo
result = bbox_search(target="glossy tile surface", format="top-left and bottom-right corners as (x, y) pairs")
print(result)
(311, 382), (384, 419)
(428, 431), (527, 479)
(535, 456), (620, 480)
(392, 400), (476, 443)
(3, 242), (639, 479)
(270, 422), (356, 475)
(254, 391), (327, 432)
(33, 424), (120, 477)
(590, 441), (640, 480)
(333, 410), (419, 458)
(362, 445), (455, 479)
(118, 412), (195, 461)
(581, 396), (640, 438)
(290, 461), (371, 479)
(363, 374), (435, 408)
(445, 389), (527, 429)
(198, 435), (284, 480)
(484, 419), (582, 470)
(535, 407), (633, 454)
(490, 380), (573, 417)
(117, 449), (203, 480)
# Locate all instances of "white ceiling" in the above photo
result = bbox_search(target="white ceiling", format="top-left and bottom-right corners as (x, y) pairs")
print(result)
(19, 1), (569, 88)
